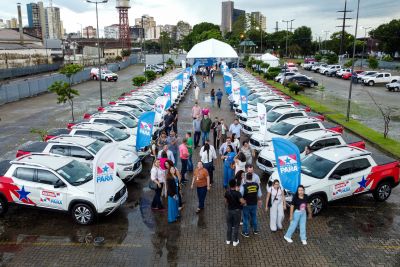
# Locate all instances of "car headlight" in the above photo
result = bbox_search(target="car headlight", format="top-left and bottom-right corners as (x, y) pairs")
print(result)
(123, 166), (133, 171)
(108, 196), (114, 202)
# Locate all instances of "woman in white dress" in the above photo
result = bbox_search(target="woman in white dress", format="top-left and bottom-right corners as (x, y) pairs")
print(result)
(265, 179), (286, 232)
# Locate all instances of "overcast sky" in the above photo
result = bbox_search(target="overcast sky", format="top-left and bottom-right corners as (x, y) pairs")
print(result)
(2, 0), (399, 38)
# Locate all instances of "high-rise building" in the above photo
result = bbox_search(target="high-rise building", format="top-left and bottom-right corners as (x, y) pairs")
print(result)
(135, 15), (157, 40)
(6, 18), (18, 28)
(221, 1), (234, 33)
(83, 26), (97, 39)
(251, 11), (267, 31)
(232, 8), (245, 28)
(0, 19), (6, 29)
(105, 24), (120, 39)
(26, 2), (46, 39)
(163, 24), (177, 40)
(45, 6), (61, 39)
(176, 21), (191, 41)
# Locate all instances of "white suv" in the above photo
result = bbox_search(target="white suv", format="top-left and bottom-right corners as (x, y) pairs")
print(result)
(0, 154), (127, 225)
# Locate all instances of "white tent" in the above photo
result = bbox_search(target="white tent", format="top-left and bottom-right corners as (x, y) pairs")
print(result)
(258, 53), (280, 67)
(186, 38), (238, 59)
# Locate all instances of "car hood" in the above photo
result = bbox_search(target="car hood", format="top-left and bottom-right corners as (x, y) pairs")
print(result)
(269, 172), (318, 192)
(118, 136), (137, 151)
(251, 131), (279, 142)
(117, 149), (139, 164)
(259, 146), (275, 161)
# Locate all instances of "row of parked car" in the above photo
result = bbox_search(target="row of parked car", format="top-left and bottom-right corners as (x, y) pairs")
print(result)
(231, 68), (399, 215)
(302, 61), (400, 89)
(0, 69), (191, 225)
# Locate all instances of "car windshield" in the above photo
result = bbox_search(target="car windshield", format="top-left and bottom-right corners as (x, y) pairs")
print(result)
(57, 160), (93, 186)
(301, 154), (336, 179)
(137, 102), (152, 111)
(105, 127), (129, 141)
(369, 73), (379, 77)
(86, 140), (106, 154)
(268, 121), (294, 136)
(249, 98), (265, 105)
(144, 98), (155, 105)
(120, 117), (137, 128)
(288, 135), (312, 153)
(267, 110), (282, 122)
(248, 94), (260, 101)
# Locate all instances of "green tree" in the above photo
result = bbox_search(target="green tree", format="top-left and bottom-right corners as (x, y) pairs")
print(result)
(121, 50), (131, 57)
(368, 56), (379, 69)
(326, 31), (354, 55)
(182, 22), (221, 51)
(144, 70), (157, 82)
(370, 19), (400, 56)
(48, 64), (83, 121)
(166, 58), (175, 68)
(132, 76), (146, 86)
(160, 31), (172, 54)
(292, 26), (313, 56)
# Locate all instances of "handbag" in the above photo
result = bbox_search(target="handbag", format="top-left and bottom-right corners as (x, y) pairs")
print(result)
(149, 180), (158, 190)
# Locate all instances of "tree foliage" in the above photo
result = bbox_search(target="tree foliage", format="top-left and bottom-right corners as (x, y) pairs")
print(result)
(370, 19), (400, 56)
(368, 56), (379, 69)
(132, 76), (146, 86)
(292, 26), (313, 56)
(144, 70), (157, 82)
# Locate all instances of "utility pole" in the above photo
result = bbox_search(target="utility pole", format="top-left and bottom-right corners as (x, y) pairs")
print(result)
(337, 0), (352, 56)
(346, 0), (360, 122)
(282, 19), (294, 58)
(360, 26), (371, 69)
(323, 30), (330, 52)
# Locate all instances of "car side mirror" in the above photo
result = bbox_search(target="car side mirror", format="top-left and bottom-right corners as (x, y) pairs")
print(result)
(85, 155), (94, 160)
(329, 174), (341, 180)
(54, 180), (66, 188)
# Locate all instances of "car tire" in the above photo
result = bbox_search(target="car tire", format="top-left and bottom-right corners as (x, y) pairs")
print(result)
(373, 181), (392, 202)
(72, 203), (95, 225)
(396, 87), (400, 92)
(310, 83), (314, 88)
(309, 194), (326, 215)
(368, 81), (375, 86)
(0, 197), (8, 216)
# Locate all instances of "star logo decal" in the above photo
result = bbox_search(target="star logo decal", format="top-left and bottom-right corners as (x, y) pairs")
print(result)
(358, 176), (368, 189)
(285, 157), (292, 164)
(102, 165), (109, 173)
(16, 186), (31, 201)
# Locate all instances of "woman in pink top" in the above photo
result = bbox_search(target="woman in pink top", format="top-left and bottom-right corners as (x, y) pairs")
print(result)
(202, 106), (210, 116)
(179, 138), (190, 183)
(192, 102), (202, 119)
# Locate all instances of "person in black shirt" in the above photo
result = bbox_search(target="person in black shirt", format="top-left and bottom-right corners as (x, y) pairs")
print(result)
(163, 109), (174, 135)
(210, 116), (220, 148)
(224, 179), (245, 246)
(171, 105), (178, 134)
(284, 185), (312, 245)
(240, 173), (262, 237)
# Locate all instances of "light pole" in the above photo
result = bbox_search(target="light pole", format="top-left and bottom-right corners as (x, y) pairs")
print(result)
(77, 23), (83, 38)
(282, 19), (295, 57)
(322, 30), (330, 52)
(256, 26), (263, 54)
(360, 26), (371, 69)
(87, 0), (108, 107)
(346, 0), (360, 122)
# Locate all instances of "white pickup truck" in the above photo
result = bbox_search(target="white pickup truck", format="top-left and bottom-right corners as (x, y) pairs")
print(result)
(269, 146), (400, 215)
(362, 72), (400, 86)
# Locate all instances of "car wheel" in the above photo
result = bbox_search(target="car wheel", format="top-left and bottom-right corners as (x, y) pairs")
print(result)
(396, 87), (400, 92)
(0, 197), (8, 216)
(72, 203), (95, 225)
(309, 194), (326, 215)
(310, 83), (314, 88)
(373, 181), (392, 202)
(368, 81), (375, 86)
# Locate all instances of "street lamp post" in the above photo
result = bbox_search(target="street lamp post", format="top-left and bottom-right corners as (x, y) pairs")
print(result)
(360, 26), (371, 69)
(256, 26), (262, 54)
(87, 0), (108, 107)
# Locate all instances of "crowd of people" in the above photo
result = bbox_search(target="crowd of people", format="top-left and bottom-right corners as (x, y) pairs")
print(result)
(149, 73), (312, 248)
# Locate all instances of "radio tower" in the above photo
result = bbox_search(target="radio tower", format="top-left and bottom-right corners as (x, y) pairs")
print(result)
(116, 0), (131, 51)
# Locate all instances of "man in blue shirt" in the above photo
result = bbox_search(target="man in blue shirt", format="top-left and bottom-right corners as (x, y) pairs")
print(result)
(216, 88), (223, 108)
(229, 119), (242, 139)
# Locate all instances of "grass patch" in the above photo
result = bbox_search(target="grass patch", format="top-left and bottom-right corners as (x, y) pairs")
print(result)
(259, 77), (400, 158)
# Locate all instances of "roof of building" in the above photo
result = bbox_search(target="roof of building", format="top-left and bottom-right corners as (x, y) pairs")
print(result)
(0, 29), (41, 42)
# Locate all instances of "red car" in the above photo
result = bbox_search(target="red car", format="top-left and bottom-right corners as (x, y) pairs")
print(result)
(342, 70), (364, 80)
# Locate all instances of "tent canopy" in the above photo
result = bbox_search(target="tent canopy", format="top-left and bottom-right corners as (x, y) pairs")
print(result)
(258, 53), (280, 67)
(186, 38), (238, 59)
(239, 40), (256, 46)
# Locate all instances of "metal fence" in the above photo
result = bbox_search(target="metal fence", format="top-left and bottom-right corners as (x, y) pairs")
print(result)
(0, 63), (63, 80)
(0, 55), (138, 106)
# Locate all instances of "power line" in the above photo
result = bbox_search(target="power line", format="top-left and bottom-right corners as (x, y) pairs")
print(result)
(337, 0), (353, 55)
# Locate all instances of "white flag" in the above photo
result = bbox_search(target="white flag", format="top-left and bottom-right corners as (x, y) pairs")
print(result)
(257, 103), (267, 135)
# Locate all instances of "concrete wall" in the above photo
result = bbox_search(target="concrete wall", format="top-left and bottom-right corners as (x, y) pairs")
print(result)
(0, 55), (138, 106)
(145, 54), (187, 66)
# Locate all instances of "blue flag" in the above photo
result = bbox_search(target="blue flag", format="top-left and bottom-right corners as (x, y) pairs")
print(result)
(175, 73), (184, 92)
(163, 84), (171, 103)
(240, 87), (249, 115)
(136, 111), (156, 150)
(223, 73), (232, 95)
(272, 137), (301, 193)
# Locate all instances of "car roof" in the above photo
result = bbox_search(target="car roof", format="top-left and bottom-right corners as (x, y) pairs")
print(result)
(280, 116), (319, 125)
(105, 105), (137, 112)
(271, 107), (301, 114)
(72, 122), (112, 131)
(90, 113), (126, 120)
(48, 135), (96, 147)
(294, 129), (339, 141)
(313, 146), (367, 163)
(15, 154), (73, 170)
(266, 101), (290, 107)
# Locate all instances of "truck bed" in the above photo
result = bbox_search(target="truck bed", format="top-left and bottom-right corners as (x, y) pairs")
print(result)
(18, 141), (47, 153)
(0, 160), (11, 176)
(371, 153), (398, 166)
(47, 128), (70, 136)
(342, 132), (363, 144)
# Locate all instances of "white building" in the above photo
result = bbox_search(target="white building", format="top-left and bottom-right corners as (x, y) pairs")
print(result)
(45, 7), (62, 39)
(104, 24), (119, 39)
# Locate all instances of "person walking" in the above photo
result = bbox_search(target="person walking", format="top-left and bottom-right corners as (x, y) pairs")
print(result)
(229, 119), (242, 140)
(265, 179), (286, 232)
(216, 88), (223, 108)
(217, 119), (228, 144)
(192, 102), (202, 119)
(221, 145), (236, 189)
(199, 141), (217, 184)
(202, 106), (210, 117)
(157, 145), (175, 165)
(193, 115), (202, 149)
(194, 85), (200, 101)
(202, 77), (206, 89)
(191, 162), (211, 213)
(241, 141), (254, 164)
(171, 105), (179, 134)
(150, 159), (166, 211)
(167, 130), (179, 165)
(234, 152), (247, 174)
(231, 133), (240, 153)
(179, 138), (190, 183)
(210, 88), (216, 107)
(243, 164), (261, 185)
(219, 136), (235, 155)
(211, 117), (220, 148)
(240, 173), (262, 237)
(284, 185), (312, 245)
(225, 179), (245, 247)
(163, 109), (175, 135)
(166, 168), (179, 223)
(157, 131), (168, 152)
(186, 132), (194, 171)
(200, 114), (212, 146)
